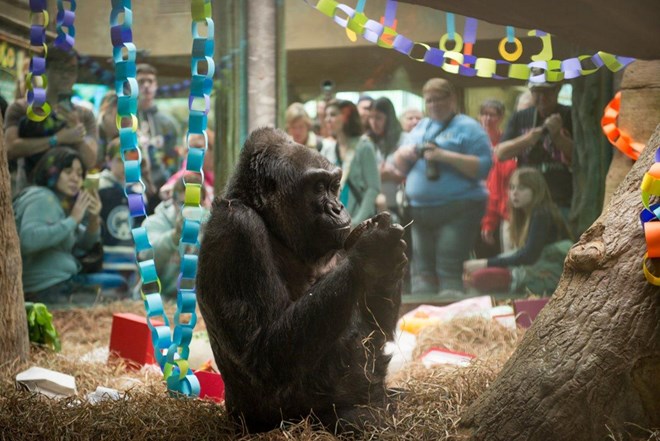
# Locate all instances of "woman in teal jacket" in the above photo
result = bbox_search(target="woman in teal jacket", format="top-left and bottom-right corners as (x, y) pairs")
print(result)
(13, 147), (102, 303)
(320, 99), (380, 227)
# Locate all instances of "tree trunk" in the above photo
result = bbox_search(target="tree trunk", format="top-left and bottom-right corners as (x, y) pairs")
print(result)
(0, 114), (29, 362)
(462, 125), (660, 441)
(247, 0), (278, 131)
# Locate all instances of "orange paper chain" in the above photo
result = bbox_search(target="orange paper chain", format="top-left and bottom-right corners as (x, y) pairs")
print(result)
(601, 91), (645, 160)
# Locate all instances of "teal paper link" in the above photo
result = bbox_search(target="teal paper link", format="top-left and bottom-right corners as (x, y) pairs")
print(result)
(124, 159), (141, 183)
(191, 17), (214, 39)
(446, 12), (455, 40)
(113, 42), (137, 63)
(356, 0), (366, 12)
(110, 5), (132, 28)
(186, 146), (205, 171)
(115, 77), (138, 102)
(180, 254), (198, 279)
(177, 290), (198, 315)
(188, 111), (208, 135)
(139, 259), (159, 284)
(181, 219), (201, 246)
(506, 26), (515, 43)
(131, 226), (152, 252)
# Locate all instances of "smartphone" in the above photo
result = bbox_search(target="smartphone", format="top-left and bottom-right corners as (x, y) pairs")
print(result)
(83, 173), (100, 192)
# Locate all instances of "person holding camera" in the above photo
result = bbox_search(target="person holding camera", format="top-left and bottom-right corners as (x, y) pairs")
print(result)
(4, 44), (98, 197)
(393, 78), (491, 299)
(495, 71), (573, 222)
(13, 148), (103, 304)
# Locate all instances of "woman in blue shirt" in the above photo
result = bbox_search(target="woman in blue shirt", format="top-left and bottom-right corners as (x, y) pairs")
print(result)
(394, 78), (492, 297)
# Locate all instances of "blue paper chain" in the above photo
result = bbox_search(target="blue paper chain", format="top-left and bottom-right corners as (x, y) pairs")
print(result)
(109, 0), (202, 397)
(55, 0), (76, 50)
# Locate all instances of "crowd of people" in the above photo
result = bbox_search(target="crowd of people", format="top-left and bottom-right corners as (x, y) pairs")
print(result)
(2, 43), (575, 306)
(3, 45), (212, 305)
(287, 72), (574, 300)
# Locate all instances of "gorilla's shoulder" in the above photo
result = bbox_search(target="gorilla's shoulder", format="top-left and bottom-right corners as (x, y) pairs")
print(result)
(206, 198), (269, 242)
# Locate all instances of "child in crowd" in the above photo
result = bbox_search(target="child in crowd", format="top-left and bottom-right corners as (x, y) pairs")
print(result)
(463, 167), (573, 295)
(13, 148), (103, 303)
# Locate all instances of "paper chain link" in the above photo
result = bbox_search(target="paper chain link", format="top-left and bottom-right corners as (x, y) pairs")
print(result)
(55, 0), (76, 50)
(601, 92), (645, 161)
(640, 148), (660, 286)
(305, 0), (635, 82)
(26, 0), (50, 121)
(110, 0), (213, 397)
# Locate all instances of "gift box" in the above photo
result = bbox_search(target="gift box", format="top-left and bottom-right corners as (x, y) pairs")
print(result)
(513, 298), (550, 328)
(109, 313), (164, 368)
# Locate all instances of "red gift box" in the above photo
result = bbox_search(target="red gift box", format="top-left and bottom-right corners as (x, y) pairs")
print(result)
(194, 370), (225, 402)
(109, 313), (164, 368)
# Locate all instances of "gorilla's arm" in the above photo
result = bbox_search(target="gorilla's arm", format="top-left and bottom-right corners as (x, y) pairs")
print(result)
(198, 199), (365, 379)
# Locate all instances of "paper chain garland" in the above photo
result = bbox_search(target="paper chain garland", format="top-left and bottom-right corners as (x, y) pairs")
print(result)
(55, 0), (76, 50)
(640, 148), (660, 286)
(26, 0), (50, 121)
(600, 93), (658, 285)
(305, 0), (635, 82)
(601, 91), (645, 161)
(109, 0), (214, 397)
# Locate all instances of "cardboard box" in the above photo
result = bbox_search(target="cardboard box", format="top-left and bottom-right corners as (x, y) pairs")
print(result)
(109, 313), (164, 368)
(16, 366), (76, 398)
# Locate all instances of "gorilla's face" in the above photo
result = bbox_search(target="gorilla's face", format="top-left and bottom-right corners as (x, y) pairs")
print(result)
(299, 167), (351, 255)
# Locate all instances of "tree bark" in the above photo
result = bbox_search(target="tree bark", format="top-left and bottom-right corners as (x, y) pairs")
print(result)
(462, 125), (660, 441)
(0, 114), (29, 363)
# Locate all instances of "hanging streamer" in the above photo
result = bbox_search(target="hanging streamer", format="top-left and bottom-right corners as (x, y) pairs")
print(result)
(601, 91), (645, 161)
(640, 149), (660, 286)
(26, 0), (51, 121)
(305, 0), (635, 81)
(377, 0), (398, 47)
(109, 0), (202, 397)
(55, 0), (76, 50)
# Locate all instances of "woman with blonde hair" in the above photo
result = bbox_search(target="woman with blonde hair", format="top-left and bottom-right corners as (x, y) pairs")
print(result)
(464, 167), (573, 295)
(285, 102), (322, 151)
(394, 78), (492, 297)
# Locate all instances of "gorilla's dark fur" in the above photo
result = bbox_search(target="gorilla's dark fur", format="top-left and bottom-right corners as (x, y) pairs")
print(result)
(197, 128), (407, 433)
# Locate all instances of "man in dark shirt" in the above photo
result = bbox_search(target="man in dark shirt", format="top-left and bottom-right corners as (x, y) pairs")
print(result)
(495, 77), (573, 213)
(4, 44), (98, 196)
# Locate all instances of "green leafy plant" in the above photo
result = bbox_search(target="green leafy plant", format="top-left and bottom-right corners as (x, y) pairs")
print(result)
(25, 302), (61, 352)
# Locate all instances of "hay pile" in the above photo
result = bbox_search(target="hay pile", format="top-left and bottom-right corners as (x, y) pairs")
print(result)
(0, 302), (521, 440)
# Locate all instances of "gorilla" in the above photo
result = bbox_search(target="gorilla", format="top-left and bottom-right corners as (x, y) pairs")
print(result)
(197, 127), (407, 433)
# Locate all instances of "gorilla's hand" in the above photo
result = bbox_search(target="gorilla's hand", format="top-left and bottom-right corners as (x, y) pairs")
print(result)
(345, 212), (407, 282)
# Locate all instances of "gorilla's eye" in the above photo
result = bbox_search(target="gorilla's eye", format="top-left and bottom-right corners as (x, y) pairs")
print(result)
(314, 181), (325, 194)
(330, 182), (340, 195)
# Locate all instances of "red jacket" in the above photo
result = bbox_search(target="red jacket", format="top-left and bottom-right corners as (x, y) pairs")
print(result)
(482, 155), (516, 233)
